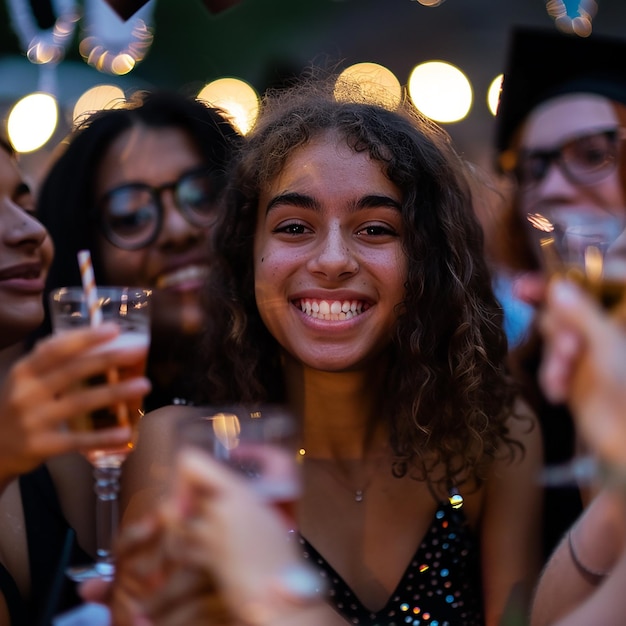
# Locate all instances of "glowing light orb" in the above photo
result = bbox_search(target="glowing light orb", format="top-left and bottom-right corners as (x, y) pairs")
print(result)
(408, 61), (472, 123)
(487, 74), (504, 116)
(7, 93), (58, 153)
(73, 85), (126, 126)
(198, 78), (259, 135)
(335, 62), (402, 109)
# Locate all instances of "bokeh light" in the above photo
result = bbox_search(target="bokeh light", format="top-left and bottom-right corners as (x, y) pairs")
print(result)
(487, 74), (503, 116)
(7, 93), (58, 153)
(412, 0), (446, 6)
(547, 0), (597, 36)
(197, 78), (260, 135)
(73, 85), (126, 126)
(335, 62), (402, 109)
(408, 61), (473, 123)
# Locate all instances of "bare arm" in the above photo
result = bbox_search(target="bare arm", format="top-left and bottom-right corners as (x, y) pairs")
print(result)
(480, 404), (544, 626)
(550, 501), (626, 626)
(530, 489), (625, 626)
(531, 280), (626, 626)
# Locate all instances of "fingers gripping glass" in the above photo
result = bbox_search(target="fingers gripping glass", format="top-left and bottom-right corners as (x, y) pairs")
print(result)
(97, 168), (222, 250)
(503, 129), (626, 189)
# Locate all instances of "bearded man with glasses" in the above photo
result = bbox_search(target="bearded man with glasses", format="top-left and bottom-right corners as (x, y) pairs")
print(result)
(490, 27), (626, 626)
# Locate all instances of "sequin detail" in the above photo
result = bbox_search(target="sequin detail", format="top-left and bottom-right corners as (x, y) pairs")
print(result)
(298, 501), (484, 625)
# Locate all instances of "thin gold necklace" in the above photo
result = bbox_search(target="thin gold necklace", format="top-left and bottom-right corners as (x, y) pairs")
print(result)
(306, 455), (387, 503)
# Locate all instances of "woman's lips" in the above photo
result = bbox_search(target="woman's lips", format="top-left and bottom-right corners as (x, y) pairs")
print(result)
(156, 264), (209, 291)
(0, 263), (45, 293)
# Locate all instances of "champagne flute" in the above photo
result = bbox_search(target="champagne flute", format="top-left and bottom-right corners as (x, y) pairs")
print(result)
(49, 286), (151, 581)
(175, 405), (301, 525)
(526, 205), (626, 486)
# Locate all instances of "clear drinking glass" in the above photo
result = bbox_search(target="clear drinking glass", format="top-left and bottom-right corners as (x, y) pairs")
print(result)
(175, 405), (301, 525)
(526, 205), (626, 486)
(526, 205), (626, 310)
(49, 286), (151, 581)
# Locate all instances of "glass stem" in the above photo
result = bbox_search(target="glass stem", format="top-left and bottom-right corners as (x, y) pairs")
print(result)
(92, 465), (122, 579)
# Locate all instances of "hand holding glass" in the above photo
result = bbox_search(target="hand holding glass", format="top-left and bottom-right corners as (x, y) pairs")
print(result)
(526, 206), (626, 487)
(49, 286), (151, 581)
(175, 405), (301, 525)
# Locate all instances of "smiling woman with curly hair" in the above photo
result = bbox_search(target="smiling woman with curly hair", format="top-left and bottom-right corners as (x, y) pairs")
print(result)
(124, 72), (542, 626)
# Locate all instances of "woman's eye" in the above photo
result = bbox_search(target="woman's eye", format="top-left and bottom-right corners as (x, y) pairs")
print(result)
(273, 223), (309, 235)
(357, 224), (397, 237)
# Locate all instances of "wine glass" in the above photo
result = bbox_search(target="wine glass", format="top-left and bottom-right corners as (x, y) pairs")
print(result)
(49, 286), (151, 581)
(174, 404), (301, 525)
(526, 205), (626, 487)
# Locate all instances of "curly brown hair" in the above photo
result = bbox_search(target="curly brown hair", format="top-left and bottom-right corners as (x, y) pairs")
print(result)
(200, 74), (526, 489)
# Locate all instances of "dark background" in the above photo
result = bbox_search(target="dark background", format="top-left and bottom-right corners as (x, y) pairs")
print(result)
(1, 0), (626, 168)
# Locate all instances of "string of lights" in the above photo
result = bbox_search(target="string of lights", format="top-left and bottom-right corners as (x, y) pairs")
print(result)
(546, 0), (598, 36)
(79, 0), (155, 76)
(6, 0), (79, 65)
(0, 0), (605, 154)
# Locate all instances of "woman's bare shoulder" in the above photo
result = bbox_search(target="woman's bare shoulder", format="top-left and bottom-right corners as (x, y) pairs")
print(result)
(136, 404), (200, 439)
(121, 404), (202, 521)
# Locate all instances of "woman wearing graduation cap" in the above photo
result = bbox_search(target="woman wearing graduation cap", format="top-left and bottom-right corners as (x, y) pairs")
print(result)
(493, 27), (626, 625)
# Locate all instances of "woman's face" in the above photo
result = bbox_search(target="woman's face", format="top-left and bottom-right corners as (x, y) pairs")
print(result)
(94, 125), (214, 338)
(0, 148), (53, 348)
(253, 130), (407, 372)
(517, 93), (626, 216)
(517, 93), (626, 282)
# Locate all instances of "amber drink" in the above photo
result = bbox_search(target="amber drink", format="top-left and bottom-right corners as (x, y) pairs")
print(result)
(49, 286), (151, 467)
(527, 206), (626, 312)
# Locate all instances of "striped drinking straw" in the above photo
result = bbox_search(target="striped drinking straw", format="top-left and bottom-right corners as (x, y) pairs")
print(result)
(77, 249), (102, 326)
(77, 249), (129, 427)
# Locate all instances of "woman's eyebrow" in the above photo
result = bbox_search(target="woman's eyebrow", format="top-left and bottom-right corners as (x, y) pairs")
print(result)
(265, 192), (401, 214)
(265, 192), (318, 214)
(357, 194), (402, 211)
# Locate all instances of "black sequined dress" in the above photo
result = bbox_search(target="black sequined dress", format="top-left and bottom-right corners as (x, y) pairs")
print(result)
(298, 500), (484, 626)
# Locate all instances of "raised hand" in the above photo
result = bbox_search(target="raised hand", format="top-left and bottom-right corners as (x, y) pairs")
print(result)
(0, 323), (151, 490)
(107, 511), (229, 626)
(539, 280), (626, 467)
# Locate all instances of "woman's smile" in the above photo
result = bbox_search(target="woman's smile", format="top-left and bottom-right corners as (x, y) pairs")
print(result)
(294, 297), (370, 321)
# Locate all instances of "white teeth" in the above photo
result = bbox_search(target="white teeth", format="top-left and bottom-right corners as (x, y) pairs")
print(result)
(157, 265), (208, 288)
(298, 299), (365, 321)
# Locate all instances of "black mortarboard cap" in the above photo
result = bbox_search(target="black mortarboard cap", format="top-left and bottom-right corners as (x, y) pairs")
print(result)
(495, 27), (626, 157)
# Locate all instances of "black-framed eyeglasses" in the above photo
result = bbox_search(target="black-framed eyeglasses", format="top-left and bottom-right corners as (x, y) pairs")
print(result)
(500, 128), (626, 190)
(96, 167), (224, 250)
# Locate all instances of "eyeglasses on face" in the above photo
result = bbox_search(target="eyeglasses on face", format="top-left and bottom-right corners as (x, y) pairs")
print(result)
(500, 128), (626, 190)
(96, 167), (224, 251)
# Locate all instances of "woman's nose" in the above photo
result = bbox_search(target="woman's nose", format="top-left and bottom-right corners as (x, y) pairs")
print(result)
(308, 227), (359, 279)
(155, 191), (209, 249)
(1, 198), (48, 248)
